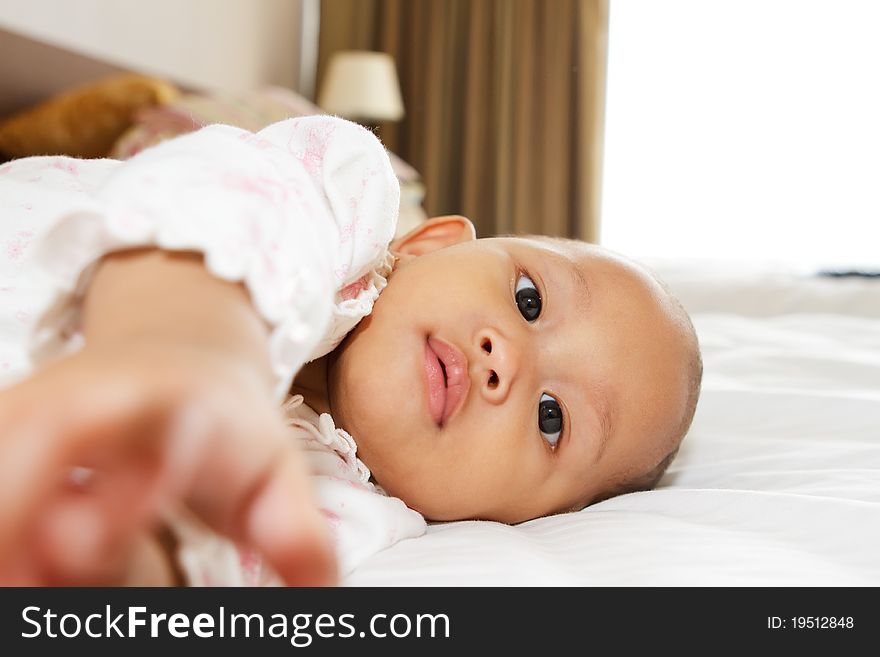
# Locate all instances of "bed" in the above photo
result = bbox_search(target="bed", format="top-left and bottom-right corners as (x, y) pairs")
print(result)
(345, 260), (880, 586)
(2, 14), (876, 588)
(3, 87), (874, 585)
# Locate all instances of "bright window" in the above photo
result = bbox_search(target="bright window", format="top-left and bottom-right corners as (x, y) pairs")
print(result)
(601, 0), (880, 267)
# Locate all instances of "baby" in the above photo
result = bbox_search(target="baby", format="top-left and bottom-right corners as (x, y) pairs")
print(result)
(0, 116), (701, 585)
(332, 224), (702, 523)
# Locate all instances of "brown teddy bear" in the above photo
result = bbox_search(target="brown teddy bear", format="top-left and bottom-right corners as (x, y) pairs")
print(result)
(0, 74), (179, 161)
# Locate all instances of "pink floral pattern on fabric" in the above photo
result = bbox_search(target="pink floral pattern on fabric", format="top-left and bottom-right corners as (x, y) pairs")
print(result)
(339, 167), (380, 246)
(289, 119), (336, 183)
(321, 510), (342, 536)
(50, 160), (79, 176)
(237, 132), (275, 150)
(5, 231), (34, 264)
(339, 274), (370, 301)
(238, 548), (263, 586)
(326, 474), (370, 492)
(221, 173), (289, 205)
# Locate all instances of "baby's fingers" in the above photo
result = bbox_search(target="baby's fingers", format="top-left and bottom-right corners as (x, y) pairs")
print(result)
(179, 405), (337, 586)
(0, 369), (337, 587)
(0, 385), (174, 584)
(31, 454), (170, 585)
(244, 449), (337, 586)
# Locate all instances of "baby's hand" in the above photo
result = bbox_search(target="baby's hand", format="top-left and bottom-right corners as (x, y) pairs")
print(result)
(0, 341), (335, 586)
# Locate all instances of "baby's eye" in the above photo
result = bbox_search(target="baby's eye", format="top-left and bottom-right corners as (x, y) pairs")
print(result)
(515, 273), (542, 322)
(538, 393), (563, 447)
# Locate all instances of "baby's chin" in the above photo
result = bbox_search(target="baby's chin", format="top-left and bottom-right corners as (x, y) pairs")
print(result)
(373, 467), (576, 524)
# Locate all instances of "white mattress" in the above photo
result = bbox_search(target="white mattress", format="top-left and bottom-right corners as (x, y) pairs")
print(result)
(345, 261), (880, 586)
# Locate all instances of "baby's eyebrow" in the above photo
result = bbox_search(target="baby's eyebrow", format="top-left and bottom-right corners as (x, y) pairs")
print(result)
(569, 381), (613, 464)
(555, 256), (612, 459)
(563, 256), (591, 313)
(592, 387), (614, 461)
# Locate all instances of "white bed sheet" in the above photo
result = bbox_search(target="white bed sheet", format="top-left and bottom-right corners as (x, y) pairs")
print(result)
(345, 262), (880, 586)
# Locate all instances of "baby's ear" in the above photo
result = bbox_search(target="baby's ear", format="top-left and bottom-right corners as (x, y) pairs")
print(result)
(390, 215), (476, 257)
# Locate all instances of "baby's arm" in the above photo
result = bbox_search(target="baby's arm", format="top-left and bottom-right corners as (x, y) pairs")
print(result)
(0, 248), (335, 586)
(0, 114), (398, 585)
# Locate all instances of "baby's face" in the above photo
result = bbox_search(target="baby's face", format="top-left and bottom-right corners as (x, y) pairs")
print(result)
(327, 232), (692, 523)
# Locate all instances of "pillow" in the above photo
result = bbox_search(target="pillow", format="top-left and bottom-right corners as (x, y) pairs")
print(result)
(0, 75), (179, 159)
(111, 86), (422, 184)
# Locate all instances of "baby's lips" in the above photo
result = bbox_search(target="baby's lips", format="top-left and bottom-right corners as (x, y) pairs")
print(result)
(423, 341), (446, 426)
(428, 337), (470, 425)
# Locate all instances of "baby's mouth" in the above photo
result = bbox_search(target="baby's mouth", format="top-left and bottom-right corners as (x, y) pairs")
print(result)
(424, 337), (470, 427)
(424, 342), (447, 426)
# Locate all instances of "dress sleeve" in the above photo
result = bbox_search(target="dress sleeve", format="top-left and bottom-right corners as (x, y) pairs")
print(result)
(27, 116), (400, 399)
(285, 396), (428, 577)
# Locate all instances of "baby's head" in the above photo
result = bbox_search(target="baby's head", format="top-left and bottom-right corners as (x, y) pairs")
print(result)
(327, 216), (702, 523)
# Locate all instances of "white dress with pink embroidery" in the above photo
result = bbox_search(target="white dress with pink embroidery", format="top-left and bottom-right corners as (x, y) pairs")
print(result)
(0, 115), (427, 584)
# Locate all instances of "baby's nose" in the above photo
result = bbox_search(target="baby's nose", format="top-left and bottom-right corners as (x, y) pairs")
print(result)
(475, 329), (520, 403)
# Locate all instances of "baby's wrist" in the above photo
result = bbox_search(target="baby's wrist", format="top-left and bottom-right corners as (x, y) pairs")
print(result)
(84, 249), (277, 396)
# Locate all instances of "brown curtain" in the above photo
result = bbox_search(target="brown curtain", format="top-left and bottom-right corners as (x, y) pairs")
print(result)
(318, 0), (608, 241)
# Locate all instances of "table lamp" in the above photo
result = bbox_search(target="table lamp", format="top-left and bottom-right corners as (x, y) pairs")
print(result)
(317, 50), (404, 128)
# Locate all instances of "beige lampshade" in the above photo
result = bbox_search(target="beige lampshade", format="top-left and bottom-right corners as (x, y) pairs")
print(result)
(318, 51), (404, 122)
